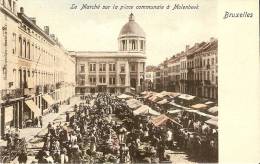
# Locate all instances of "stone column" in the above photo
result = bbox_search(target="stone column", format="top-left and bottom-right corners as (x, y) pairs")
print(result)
(85, 62), (89, 86)
(96, 62), (99, 86)
(19, 100), (24, 129)
(106, 63), (109, 85)
(125, 61), (130, 92)
(116, 61), (120, 93)
(137, 62), (141, 93)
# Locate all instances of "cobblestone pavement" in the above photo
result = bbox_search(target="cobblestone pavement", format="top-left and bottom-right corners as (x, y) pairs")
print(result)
(7, 96), (82, 164)
(8, 97), (200, 164)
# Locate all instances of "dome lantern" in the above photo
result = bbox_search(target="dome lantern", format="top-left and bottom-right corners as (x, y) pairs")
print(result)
(118, 14), (146, 53)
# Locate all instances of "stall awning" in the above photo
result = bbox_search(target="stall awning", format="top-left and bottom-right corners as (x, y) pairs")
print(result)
(208, 106), (218, 114)
(151, 114), (182, 127)
(168, 109), (182, 114)
(191, 103), (208, 109)
(187, 110), (217, 120)
(42, 95), (56, 106)
(117, 94), (133, 99)
(206, 118), (218, 127)
(178, 94), (196, 101)
(205, 101), (215, 105)
(169, 101), (191, 110)
(126, 99), (142, 109)
(157, 99), (169, 105)
(133, 105), (160, 116)
(25, 100), (41, 116)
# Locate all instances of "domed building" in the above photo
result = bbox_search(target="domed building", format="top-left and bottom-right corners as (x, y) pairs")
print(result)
(70, 14), (147, 94)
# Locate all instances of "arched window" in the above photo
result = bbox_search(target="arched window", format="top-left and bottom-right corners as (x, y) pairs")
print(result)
(23, 39), (26, 58)
(19, 37), (22, 57)
(27, 41), (30, 59)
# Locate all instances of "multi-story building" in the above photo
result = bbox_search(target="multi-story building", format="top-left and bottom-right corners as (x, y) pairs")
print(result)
(145, 66), (157, 91)
(168, 53), (181, 92)
(150, 37), (218, 100)
(71, 14), (146, 94)
(0, 1), (75, 137)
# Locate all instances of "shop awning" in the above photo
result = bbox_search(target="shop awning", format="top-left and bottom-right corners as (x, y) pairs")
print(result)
(25, 100), (41, 116)
(126, 99), (142, 109)
(191, 103), (208, 109)
(133, 105), (160, 116)
(42, 95), (56, 106)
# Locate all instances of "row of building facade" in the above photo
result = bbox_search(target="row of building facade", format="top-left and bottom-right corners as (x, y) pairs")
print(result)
(0, 0), (75, 137)
(145, 37), (218, 101)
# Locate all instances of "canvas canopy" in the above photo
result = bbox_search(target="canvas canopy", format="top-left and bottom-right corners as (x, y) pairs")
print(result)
(25, 100), (41, 116)
(42, 95), (56, 106)
(151, 114), (182, 127)
(126, 99), (142, 109)
(191, 103), (208, 109)
(143, 92), (155, 99)
(168, 109), (182, 114)
(148, 94), (162, 102)
(205, 101), (215, 105)
(206, 117), (218, 127)
(133, 105), (160, 116)
(117, 94), (133, 99)
(157, 99), (168, 105)
(169, 101), (191, 110)
(159, 91), (180, 98)
(178, 94), (196, 101)
(208, 106), (218, 114)
(187, 110), (217, 120)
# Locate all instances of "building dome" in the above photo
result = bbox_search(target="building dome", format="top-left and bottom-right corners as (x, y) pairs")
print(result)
(119, 13), (145, 38)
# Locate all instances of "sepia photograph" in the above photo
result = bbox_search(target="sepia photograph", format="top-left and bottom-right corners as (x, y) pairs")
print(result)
(0, 0), (219, 163)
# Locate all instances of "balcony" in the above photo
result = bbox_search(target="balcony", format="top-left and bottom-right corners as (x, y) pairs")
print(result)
(194, 80), (203, 86)
(0, 88), (24, 101)
(204, 80), (211, 85)
(36, 85), (43, 95)
(187, 68), (193, 72)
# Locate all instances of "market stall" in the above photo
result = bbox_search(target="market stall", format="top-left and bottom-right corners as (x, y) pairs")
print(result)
(133, 105), (160, 116)
(117, 94), (133, 100)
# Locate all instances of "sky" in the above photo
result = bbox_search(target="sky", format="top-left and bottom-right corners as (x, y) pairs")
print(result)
(18, 0), (217, 65)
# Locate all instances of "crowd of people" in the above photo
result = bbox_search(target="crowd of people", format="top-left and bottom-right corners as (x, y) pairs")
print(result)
(12, 92), (218, 163)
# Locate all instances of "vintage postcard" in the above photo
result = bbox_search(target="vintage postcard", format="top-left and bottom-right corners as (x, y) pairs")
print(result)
(0, 0), (259, 163)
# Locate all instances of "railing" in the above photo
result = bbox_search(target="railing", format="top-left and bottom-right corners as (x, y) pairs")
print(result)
(0, 88), (23, 101)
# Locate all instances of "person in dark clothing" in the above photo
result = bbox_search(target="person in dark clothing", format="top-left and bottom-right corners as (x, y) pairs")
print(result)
(34, 117), (38, 127)
(39, 116), (43, 128)
(18, 149), (27, 164)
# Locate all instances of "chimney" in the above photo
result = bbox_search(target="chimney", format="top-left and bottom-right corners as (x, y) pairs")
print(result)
(50, 34), (55, 40)
(210, 37), (215, 42)
(20, 7), (24, 13)
(30, 17), (36, 24)
(44, 26), (50, 35)
(185, 45), (190, 51)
